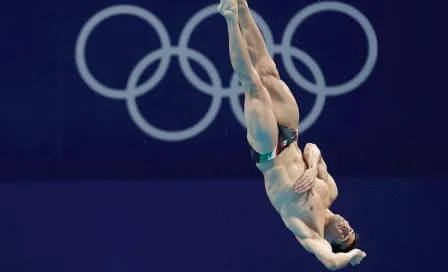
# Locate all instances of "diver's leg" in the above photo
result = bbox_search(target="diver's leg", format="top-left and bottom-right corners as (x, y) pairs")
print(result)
(236, 0), (299, 131)
(237, 0), (279, 78)
(218, 0), (278, 154)
(218, 0), (257, 84)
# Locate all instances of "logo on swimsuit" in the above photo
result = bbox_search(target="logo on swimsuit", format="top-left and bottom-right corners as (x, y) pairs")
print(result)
(75, 1), (378, 142)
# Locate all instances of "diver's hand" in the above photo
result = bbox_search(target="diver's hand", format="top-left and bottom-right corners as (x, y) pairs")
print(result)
(294, 166), (317, 193)
(349, 249), (366, 266)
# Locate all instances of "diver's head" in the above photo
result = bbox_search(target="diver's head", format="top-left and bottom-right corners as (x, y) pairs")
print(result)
(325, 214), (359, 253)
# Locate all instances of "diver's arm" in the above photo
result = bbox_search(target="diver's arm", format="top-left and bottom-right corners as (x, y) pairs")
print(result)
(284, 217), (364, 270)
(303, 143), (338, 203)
(303, 143), (321, 169)
(298, 237), (364, 270)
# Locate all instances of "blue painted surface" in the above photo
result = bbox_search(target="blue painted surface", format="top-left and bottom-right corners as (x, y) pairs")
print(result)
(0, 178), (444, 271)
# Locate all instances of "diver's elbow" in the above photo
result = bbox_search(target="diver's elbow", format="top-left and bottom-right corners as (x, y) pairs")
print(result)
(323, 257), (339, 271)
(329, 191), (338, 204)
(325, 264), (339, 271)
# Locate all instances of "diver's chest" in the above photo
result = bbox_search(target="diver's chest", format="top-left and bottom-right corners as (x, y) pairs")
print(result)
(294, 181), (330, 233)
(292, 194), (327, 236)
(313, 178), (330, 207)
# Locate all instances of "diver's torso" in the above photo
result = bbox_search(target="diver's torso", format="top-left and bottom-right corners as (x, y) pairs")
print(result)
(257, 76), (329, 237)
(259, 143), (330, 238)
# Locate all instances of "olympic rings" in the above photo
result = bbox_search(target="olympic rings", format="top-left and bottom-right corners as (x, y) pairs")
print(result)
(75, 1), (378, 141)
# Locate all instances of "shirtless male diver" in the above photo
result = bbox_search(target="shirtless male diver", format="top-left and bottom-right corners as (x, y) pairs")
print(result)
(218, 0), (366, 269)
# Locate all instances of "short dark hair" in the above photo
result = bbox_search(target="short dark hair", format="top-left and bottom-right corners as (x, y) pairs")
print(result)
(331, 233), (360, 253)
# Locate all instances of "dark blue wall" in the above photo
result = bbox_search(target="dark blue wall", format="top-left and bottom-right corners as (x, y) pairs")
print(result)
(1, 0), (445, 180)
(1, 0), (446, 271)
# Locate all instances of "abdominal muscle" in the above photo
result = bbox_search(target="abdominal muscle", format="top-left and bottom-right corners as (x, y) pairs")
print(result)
(257, 143), (328, 237)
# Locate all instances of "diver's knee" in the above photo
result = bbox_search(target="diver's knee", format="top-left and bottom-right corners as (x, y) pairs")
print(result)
(255, 57), (279, 78)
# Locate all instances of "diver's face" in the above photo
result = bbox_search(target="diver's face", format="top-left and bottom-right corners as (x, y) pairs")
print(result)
(327, 214), (355, 244)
